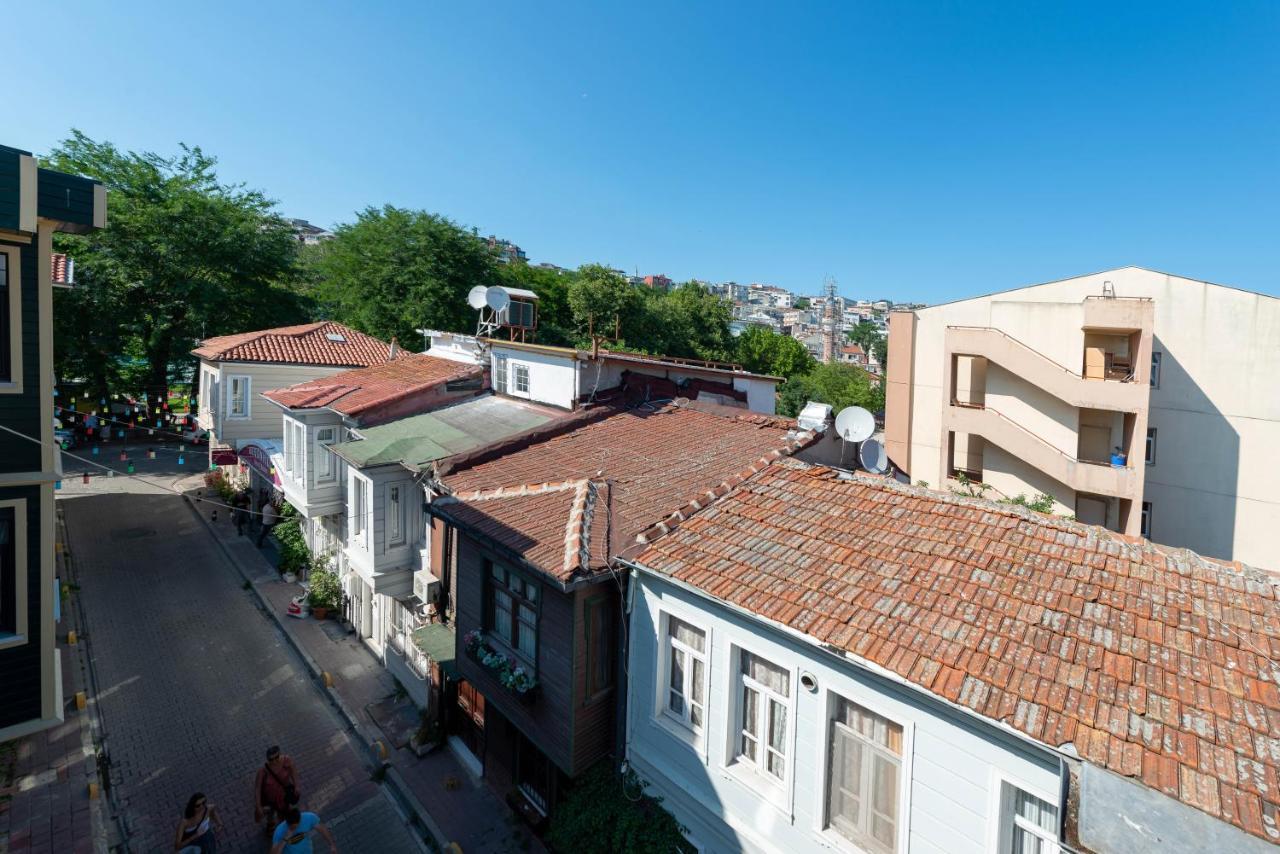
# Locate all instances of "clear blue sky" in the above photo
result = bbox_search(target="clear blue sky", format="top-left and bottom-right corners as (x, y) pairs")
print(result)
(15, 1), (1280, 302)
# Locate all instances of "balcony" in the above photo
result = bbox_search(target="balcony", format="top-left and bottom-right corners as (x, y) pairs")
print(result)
(945, 401), (1140, 499)
(946, 326), (1148, 413)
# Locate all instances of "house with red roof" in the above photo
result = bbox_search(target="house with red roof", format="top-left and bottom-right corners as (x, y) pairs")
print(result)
(621, 456), (1280, 853)
(191, 321), (397, 495)
(419, 398), (819, 820)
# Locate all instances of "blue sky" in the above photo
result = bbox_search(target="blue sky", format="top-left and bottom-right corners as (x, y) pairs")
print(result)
(14, 2), (1280, 302)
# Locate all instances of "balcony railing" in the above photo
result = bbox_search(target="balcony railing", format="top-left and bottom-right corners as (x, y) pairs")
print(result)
(949, 400), (1131, 470)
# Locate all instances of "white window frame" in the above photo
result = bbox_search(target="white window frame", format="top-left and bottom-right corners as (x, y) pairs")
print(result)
(988, 771), (1061, 854)
(226, 374), (251, 419)
(315, 426), (338, 483)
(1145, 427), (1156, 466)
(1141, 501), (1152, 539)
(731, 646), (794, 787)
(0, 498), (29, 649)
(387, 482), (407, 547)
(293, 422), (306, 485)
(1150, 351), (1161, 389)
(493, 353), (508, 393)
(199, 365), (218, 418)
(818, 689), (911, 854)
(351, 473), (370, 550)
(512, 363), (530, 396)
(657, 611), (709, 739)
(0, 245), (23, 394)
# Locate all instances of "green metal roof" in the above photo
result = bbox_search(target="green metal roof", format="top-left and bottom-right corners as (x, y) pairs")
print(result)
(331, 394), (554, 468)
(412, 623), (458, 679)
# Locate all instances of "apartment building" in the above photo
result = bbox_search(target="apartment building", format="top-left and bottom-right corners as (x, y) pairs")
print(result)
(0, 145), (105, 741)
(885, 266), (1280, 567)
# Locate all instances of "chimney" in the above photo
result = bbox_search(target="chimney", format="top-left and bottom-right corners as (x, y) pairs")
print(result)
(388, 337), (400, 360)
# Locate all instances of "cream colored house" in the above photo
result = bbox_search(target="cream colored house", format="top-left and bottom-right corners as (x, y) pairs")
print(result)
(191, 322), (395, 484)
(886, 266), (1280, 568)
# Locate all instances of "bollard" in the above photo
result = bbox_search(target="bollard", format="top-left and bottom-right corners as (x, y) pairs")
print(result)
(66, 630), (77, 645)
(322, 671), (334, 688)
(88, 782), (99, 800)
(74, 691), (86, 710)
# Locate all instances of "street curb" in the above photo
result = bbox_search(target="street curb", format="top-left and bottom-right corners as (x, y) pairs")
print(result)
(180, 488), (448, 852)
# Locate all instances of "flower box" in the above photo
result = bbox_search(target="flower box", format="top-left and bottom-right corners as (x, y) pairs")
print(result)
(463, 630), (538, 703)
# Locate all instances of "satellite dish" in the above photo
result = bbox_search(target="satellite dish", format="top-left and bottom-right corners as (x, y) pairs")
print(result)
(834, 406), (875, 443)
(468, 286), (489, 310)
(859, 438), (889, 474)
(484, 286), (511, 313)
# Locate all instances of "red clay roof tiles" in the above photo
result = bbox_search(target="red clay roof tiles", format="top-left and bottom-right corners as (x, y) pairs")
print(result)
(192, 321), (393, 367)
(435, 401), (814, 584)
(635, 458), (1280, 843)
(261, 353), (481, 417)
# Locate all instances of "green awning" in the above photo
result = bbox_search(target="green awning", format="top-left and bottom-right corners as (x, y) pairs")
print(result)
(412, 623), (458, 680)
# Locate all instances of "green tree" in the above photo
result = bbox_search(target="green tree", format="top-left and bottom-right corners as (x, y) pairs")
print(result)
(778, 362), (884, 417)
(644, 282), (734, 361)
(846, 319), (888, 368)
(45, 131), (308, 396)
(309, 206), (497, 345)
(548, 763), (693, 853)
(568, 264), (640, 345)
(734, 327), (816, 378)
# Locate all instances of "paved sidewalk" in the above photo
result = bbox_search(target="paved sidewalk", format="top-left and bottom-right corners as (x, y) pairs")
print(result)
(0, 511), (107, 854)
(184, 478), (542, 854)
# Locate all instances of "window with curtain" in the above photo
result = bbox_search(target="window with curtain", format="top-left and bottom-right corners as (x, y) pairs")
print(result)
(352, 476), (367, 547)
(826, 695), (904, 853)
(493, 354), (508, 393)
(228, 375), (250, 417)
(736, 649), (791, 782)
(663, 615), (706, 731)
(489, 562), (538, 663)
(998, 782), (1059, 854)
(388, 484), (406, 545)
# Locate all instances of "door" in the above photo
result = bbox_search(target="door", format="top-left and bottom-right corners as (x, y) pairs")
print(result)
(452, 679), (485, 763)
(1078, 425), (1111, 464)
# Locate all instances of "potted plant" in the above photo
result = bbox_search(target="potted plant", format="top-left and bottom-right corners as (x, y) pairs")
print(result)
(463, 630), (538, 700)
(307, 566), (341, 620)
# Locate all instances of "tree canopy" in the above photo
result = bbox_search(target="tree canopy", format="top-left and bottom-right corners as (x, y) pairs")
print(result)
(46, 131), (308, 396)
(778, 362), (884, 418)
(733, 326), (816, 378)
(846, 318), (888, 367)
(306, 206), (499, 346)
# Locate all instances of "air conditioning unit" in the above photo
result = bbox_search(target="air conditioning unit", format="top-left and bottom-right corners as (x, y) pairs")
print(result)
(413, 571), (441, 606)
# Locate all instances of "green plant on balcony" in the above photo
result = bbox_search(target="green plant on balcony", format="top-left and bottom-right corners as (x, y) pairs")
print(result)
(463, 630), (537, 694)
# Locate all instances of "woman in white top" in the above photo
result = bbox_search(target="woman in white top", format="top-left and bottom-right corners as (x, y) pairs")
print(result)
(174, 791), (223, 853)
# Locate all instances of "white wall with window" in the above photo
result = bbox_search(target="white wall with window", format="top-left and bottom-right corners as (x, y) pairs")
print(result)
(488, 343), (577, 409)
(226, 374), (251, 419)
(626, 571), (1063, 854)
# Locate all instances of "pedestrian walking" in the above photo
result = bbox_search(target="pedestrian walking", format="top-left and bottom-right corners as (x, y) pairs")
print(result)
(173, 792), (222, 853)
(254, 745), (300, 831)
(231, 493), (249, 536)
(270, 807), (337, 854)
(257, 500), (280, 547)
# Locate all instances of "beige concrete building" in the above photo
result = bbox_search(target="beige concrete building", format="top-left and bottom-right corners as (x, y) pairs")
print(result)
(886, 266), (1280, 568)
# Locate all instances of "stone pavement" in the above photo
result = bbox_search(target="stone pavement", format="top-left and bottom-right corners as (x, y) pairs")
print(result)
(185, 476), (543, 854)
(0, 510), (107, 854)
(58, 486), (426, 853)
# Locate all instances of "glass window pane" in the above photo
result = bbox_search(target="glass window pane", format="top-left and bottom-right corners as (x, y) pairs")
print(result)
(691, 658), (704, 704)
(669, 616), (705, 652)
(767, 750), (785, 779)
(669, 647), (684, 695)
(669, 690), (684, 716)
(1015, 789), (1056, 831)
(768, 699), (787, 754)
(690, 701), (703, 729)
(742, 651), (789, 695)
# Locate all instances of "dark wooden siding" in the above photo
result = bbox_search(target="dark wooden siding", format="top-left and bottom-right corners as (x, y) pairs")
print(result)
(0, 239), (42, 473)
(0, 148), (21, 232)
(35, 168), (96, 230)
(0, 485), (44, 728)
(569, 586), (620, 774)
(454, 530), (576, 774)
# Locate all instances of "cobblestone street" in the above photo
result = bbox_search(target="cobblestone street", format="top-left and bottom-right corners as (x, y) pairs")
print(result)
(59, 458), (425, 853)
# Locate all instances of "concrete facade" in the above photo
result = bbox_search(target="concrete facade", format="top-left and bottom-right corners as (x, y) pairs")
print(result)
(885, 267), (1280, 567)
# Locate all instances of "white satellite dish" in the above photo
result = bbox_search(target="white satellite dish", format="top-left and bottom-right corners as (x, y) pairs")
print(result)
(859, 438), (889, 474)
(467, 285), (489, 310)
(484, 286), (511, 312)
(834, 406), (875, 443)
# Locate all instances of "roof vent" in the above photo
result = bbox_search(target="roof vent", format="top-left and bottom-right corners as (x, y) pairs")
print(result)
(325, 332), (347, 343)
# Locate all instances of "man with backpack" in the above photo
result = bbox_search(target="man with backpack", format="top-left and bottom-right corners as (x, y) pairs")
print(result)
(253, 746), (300, 832)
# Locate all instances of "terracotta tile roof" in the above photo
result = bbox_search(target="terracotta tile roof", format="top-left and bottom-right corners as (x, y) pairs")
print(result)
(191, 322), (393, 367)
(433, 401), (816, 584)
(841, 343), (865, 355)
(262, 354), (481, 417)
(51, 253), (71, 284)
(634, 458), (1280, 843)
